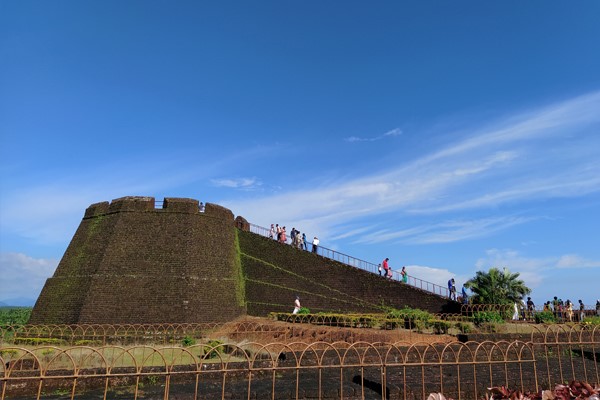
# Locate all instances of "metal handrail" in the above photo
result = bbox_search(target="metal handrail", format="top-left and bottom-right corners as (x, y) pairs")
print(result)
(249, 223), (450, 299)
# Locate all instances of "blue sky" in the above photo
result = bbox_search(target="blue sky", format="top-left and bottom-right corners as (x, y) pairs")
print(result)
(1, 1), (600, 307)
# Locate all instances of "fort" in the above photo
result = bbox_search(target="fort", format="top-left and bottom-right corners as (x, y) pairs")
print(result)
(30, 196), (460, 324)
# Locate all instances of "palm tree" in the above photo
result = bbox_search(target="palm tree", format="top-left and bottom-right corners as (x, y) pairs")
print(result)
(464, 267), (531, 304)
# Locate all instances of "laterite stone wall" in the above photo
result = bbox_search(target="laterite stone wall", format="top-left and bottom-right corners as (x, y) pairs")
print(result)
(30, 197), (246, 324)
(238, 230), (460, 316)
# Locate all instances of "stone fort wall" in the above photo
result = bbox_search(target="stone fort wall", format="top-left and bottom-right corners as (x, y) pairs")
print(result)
(30, 196), (246, 324)
(30, 196), (458, 324)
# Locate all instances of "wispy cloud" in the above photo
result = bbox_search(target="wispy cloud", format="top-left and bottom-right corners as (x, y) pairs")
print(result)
(211, 177), (262, 190)
(556, 254), (600, 269)
(227, 90), (600, 244)
(354, 216), (534, 245)
(345, 127), (402, 142)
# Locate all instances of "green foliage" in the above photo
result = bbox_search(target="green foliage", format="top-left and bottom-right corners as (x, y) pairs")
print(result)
(534, 311), (557, 324)
(203, 339), (223, 359)
(73, 339), (103, 346)
(0, 349), (18, 358)
(13, 337), (66, 346)
(181, 336), (196, 347)
(582, 316), (600, 326)
(233, 230), (247, 308)
(455, 321), (472, 334)
(472, 311), (505, 326)
(385, 306), (434, 332)
(297, 307), (311, 315)
(0, 307), (32, 326)
(464, 267), (531, 305)
(427, 319), (451, 334)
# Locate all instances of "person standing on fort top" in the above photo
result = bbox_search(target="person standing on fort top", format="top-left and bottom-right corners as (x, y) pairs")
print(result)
(280, 227), (287, 243)
(291, 227), (297, 243)
(382, 258), (390, 279)
(302, 233), (307, 250)
(448, 278), (456, 300)
(461, 286), (468, 304)
(199, 202), (205, 213)
(400, 266), (408, 283)
(269, 224), (275, 240)
(293, 296), (301, 314)
(276, 224), (281, 241)
(312, 236), (319, 253)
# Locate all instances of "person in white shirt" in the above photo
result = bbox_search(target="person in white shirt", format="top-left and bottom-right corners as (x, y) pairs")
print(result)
(293, 296), (301, 314)
(312, 237), (319, 254)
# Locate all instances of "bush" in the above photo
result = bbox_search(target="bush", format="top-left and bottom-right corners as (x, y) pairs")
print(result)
(534, 311), (557, 324)
(428, 320), (451, 334)
(13, 337), (66, 346)
(297, 307), (311, 315)
(386, 306), (433, 332)
(203, 339), (223, 359)
(181, 336), (196, 347)
(73, 339), (103, 346)
(455, 321), (472, 334)
(582, 316), (600, 326)
(472, 311), (505, 326)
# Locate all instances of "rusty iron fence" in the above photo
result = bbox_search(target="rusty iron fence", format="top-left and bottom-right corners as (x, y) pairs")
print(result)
(2, 324), (599, 399)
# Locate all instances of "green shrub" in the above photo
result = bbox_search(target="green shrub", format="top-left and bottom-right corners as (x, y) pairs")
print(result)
(582, 316), (600, 326)
(455, 321), (472, 334)
(297, 307), (311, 315)
(203, 339), (223, 359)
(73, 339), (103, 346)
(534, 311), (557, 324)
(472, 311), (505, 326)
(0, 349), (18, 358)
(181, 336), (196, 347)
(13, 337), (66, 346)
(385, 306), (433, 331)
(428, 319), (451, 334)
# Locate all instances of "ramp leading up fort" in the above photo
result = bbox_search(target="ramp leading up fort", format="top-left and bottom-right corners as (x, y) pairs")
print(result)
(30, 196), (459, 324)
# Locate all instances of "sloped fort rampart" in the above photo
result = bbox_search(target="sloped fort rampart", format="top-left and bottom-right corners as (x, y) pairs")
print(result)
(30, 196), (459, 324)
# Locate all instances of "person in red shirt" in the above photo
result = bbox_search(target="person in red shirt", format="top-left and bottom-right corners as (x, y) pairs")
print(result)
(382, 258), (390, 279)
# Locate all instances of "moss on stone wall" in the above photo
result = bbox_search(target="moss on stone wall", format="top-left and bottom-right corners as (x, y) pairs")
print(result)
(233, 230), (246, 308)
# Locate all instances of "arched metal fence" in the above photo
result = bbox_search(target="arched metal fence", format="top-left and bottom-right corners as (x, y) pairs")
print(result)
(2, 326), (598, 400)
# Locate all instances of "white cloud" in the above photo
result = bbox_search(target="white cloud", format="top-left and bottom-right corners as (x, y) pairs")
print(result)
(211, 177), (262, 190)
(345, 127), (402, 142)
(0, 253), (58, 302)
(556, 254), (600, 269)
(228, 90), (600, 245)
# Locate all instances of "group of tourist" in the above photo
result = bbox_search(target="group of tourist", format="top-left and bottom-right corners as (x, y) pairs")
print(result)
(447, 278), (469, 304)
(377, 258), (410, 284)
(539, 297), (600, 322)
(511, 297), (600, 322)
(269, 224), (319, 254)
